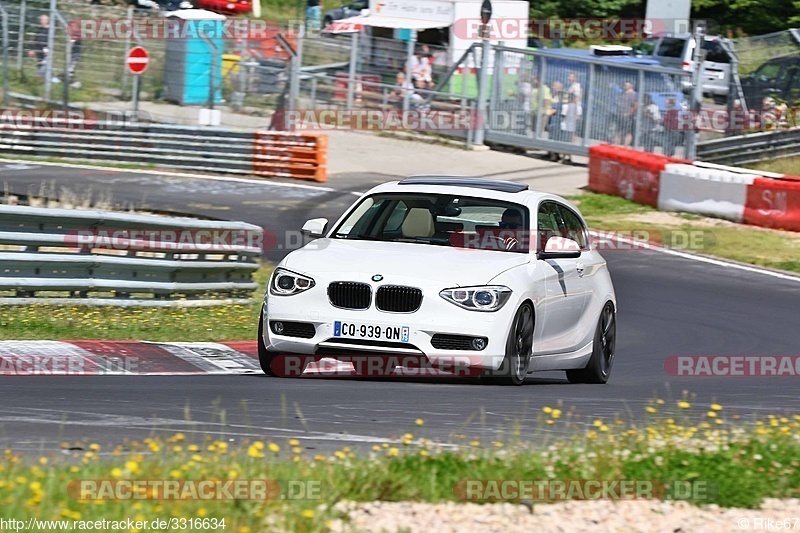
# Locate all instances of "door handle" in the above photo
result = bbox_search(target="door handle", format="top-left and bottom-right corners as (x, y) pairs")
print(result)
(576, 262), (585, 276)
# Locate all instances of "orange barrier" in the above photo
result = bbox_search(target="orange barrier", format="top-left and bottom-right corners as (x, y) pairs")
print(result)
(253, 130), (328, 182)
(588, 144), (687, 207)
(743, 177), (800, 232)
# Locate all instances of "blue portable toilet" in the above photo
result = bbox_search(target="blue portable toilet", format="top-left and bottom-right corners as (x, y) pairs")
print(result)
(162, 9), (225, 105)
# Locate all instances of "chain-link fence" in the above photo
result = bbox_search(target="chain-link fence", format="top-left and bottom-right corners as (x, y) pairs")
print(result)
(733, 29), (800, 112)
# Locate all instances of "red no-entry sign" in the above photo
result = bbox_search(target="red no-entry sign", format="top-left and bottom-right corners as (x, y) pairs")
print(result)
(126, 46), (150, 75)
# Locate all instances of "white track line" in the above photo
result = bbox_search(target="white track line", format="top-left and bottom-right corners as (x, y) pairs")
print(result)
(591, 230), (800, 284)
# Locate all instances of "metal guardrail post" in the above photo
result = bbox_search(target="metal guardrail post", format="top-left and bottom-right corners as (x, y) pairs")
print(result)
(346, 30), (358, 111)
(16, 0), (25, 71)
(473, 38), (491, 146)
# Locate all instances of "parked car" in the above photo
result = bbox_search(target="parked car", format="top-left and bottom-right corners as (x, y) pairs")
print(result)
(740, 56), (800, 110)
(635, 33), (733, 103)
(193, 0), (251, 15)
(323, 0), (368, 28)
(131, 0), (193, 12)
(259, 177), (618, 385)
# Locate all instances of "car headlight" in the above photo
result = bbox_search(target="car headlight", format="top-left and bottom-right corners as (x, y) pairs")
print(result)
(440, 286), (512, 312)
(270, 268), (315, 296)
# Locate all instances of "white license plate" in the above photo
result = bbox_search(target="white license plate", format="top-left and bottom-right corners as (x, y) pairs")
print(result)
(333, 321), (410, 343)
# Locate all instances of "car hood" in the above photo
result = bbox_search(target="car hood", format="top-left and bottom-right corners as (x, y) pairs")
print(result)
(283, 239), (529, 286)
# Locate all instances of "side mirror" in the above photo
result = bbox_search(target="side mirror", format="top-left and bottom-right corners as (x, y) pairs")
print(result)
(537, 236), (582, 260)
(301, 218), (328, 238)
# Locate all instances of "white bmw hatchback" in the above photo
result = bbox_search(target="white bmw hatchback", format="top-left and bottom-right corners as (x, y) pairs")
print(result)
(259, 177), (617, 385)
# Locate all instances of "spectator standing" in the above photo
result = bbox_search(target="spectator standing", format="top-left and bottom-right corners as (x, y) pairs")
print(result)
(29, 14), (59, 83)
(662, 97), (682, 156)
(617, 81), (637, 145)
(641, 94), (661, 152)
(68, 38), (82, 88)
(530, 76), (552, 135)
(559, 91), (582, 161)
(306, 0), (321, 31)
(546, 81), (568, 161)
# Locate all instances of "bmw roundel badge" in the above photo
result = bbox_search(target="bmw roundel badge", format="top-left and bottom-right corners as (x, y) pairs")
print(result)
(372, 274), (384, 282)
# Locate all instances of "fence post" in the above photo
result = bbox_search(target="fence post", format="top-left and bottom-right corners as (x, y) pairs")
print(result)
(632, 68), (645, 149)
(44, 0), (56, 101)
(581, 62), (595, 147)
(288, 33), (302, 115)
(402, 31), (415, 113)
(16, 0), (25, 70)
(62, 18), (69, 109)
(473, 37), (491, 146)
(489, 42), (504, 131)
(534, 54), (546, 139)
(121, 7), (132, 100)
(346, 30), (358, 111)
(1, 4), (8, 107)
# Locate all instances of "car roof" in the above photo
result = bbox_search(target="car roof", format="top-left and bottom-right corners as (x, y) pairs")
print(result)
(362, 177), (568, 207)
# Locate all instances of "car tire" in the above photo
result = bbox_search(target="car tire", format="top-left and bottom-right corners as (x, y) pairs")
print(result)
(482, 303), (534, 386)
(566, 302), (616, 384)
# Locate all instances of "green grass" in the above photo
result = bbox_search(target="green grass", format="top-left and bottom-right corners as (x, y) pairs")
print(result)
(0, 266), (271, 342)
(743, 156), (800, 177)
(570, 192), (800, 274)
(1, 405), (798, 532)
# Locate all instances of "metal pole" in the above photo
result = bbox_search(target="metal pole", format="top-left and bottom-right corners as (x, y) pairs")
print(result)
(121, 7), (132, 100)
(16, 0), (25, 70)
(633, 68), (645, 148)
(346, 31), (358, 111)
(489, 41), (504, 131)
(473, 31), (491, 146)
(402, 30), (415, 113)
(288, 33), (302, 115)
(44, 0), (56, 101)
(132, 74), (139, 122)
(63, 23), (69, 109)
(534, 55), (546, 139)
(2, 5), (9, 107)
(686, 23), (706, 159)
(208, 49), (215, 111)
(582, 62), (595, 147)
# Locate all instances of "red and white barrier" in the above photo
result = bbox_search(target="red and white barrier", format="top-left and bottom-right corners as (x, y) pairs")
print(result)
(588, 145), (800, 233)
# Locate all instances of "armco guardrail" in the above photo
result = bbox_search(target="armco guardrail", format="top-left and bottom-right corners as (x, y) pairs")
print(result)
(0, 121), (328, 182)
(589, 144), (800, 232)
(696, 128), (800, 166)
(0, 204), (263, 305)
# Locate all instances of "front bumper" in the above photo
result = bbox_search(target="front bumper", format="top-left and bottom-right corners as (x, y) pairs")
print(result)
(261, 280), (518, 371)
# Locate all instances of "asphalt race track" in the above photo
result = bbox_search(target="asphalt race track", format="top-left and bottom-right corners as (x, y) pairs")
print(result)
(1, 162), (799, 453)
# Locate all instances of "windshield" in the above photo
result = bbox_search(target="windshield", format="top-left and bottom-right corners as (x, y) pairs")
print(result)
(331, 193), (530, 253)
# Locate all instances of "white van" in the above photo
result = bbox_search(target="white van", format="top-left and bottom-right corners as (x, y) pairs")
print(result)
(635, 33), (733, 103)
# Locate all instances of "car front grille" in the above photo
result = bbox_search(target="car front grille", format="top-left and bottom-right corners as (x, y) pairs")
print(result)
(375, 285), (423, 313)
(431, 334), (488, 351)
(328, 281), (371, 310)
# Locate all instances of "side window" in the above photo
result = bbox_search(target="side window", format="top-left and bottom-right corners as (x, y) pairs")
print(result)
(657, 38), (687, 58)
(703, 40), (730, 64)
(754, 62), (782, 81)
(558, 205), (589, 250)
(537, 202), (564, 250)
